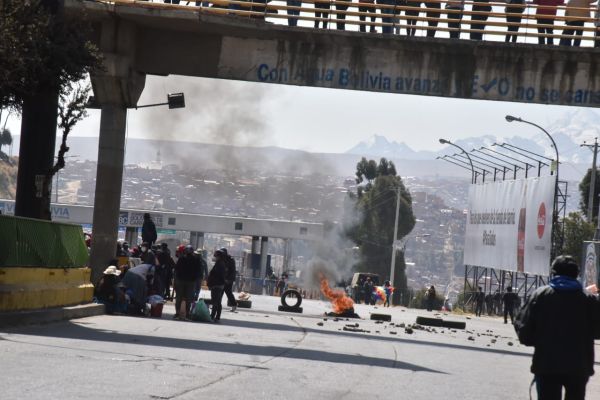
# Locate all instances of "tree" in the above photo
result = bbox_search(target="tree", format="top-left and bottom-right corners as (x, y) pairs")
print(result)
(579, 168), (600, 222)
(347, 157), (416, 303)
(0, 108), (12, 154)
(562, 212), (595, 267)
(0, 0), (101, 219)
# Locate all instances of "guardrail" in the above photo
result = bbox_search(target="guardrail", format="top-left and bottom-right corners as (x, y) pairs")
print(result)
(0, 215), (89, 268)
(95, 0), (600, 47)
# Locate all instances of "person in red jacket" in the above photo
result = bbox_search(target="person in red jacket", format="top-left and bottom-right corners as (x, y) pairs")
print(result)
(533, 0), (565, 44)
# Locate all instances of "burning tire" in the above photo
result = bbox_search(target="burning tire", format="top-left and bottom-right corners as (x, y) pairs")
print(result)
(281, 289), (302, 308)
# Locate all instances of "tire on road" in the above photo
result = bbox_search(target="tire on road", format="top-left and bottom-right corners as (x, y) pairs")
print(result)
(416, 316), (466, 329)
(281, 289), (303, 308)
(370, 313), (392, 322)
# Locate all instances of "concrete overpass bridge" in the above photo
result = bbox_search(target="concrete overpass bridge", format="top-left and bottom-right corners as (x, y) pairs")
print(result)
(61, 0), (600, 280)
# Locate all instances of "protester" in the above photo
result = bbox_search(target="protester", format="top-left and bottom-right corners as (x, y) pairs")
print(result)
(485, 292), (493, 315)
(358, 0), (378, 33)
(532, 0), (565, 45)
(94, 266), (125, 314)
(174, 245), (202, 320)
(363, 277), (374, 305)
(139, 242), (157, 266)
(445, 0), (464, 39)
(474, 286), (485, 316)
(219, 248), (238, 312)
(514, 255), (600, 399)
(156, 243), (175, 300)
(470, 0), (492, 40)
(314, 0), (330, 28)
(505, 0), (525, 43)
(426, 285), (436, 311)
(404, 0), (420, 36)
(423, 1), (442, 37)
(560, 0), (594, 46)
(141, 213), (157, 245)
(207, 249), (227, 322)
(502, 286), (518, 324)
(383, 280), (392, 307)
(335, 0), (349, 30)
(193, 248), (208, 299)
(287, 0), (302, 26)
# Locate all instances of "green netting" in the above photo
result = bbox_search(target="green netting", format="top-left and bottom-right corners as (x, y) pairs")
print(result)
(0, 215), (89, 268)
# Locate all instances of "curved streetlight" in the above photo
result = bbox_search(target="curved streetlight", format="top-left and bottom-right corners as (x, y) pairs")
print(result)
(505, 115), (558, 177)
(439, 138), (475, 184)
(505, 115), (560, 256)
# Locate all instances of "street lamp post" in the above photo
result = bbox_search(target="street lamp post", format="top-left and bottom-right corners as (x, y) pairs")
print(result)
(505, 115), (561, 253)
(439, 138), (475, 184)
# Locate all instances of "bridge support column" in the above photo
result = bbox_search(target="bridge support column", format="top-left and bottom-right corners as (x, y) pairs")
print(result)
(190, 231), (205, 250)
(259, 237), (269, 282)
(283, 239), (292, 271)
(88, 19), (146, 283)
(125, 227), (138, 246)
(251, 236), (260, 255)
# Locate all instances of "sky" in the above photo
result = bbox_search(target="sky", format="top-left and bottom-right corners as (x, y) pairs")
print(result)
(3, 74), (583, 154)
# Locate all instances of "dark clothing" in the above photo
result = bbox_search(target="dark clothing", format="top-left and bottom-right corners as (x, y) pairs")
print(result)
(363, 281), (374, 305)
(535, 374), (588, 400)
(286, 0), (301, 26)
(377, 0), (396, 35)
(140, 250), (157, 267)
(174, 279), (195, 318)
(141, 218), (157, 245)
(314, 2), (329, 28)
(560, 20), (585, 47)
(210, 286), (224, 320)
(475, 291), (485, 316)
(503, 292), (518, 323)
(359, 3), (377, 33)
(424, 1), (441, 37)
(514, 278), (600, 377)
(470, 0), (491, 40)
(505, 0), (524, 43)
(426, 288), (436, 311)
(223, 256), (237, 306)
(537, 18), (555, 45)
(446, 6), (462, 39)
(157, 250), (175, 299)
(207, 260), (227, 288)
(335, 2), (348, 30)
(94, 275), (120, 304)
(404, 1), (420, 36)
(175, 254), (202, 282)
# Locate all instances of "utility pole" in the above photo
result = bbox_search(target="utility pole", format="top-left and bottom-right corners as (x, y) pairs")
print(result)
(389, 186), (401, 306)
(581, 138), (599, 224)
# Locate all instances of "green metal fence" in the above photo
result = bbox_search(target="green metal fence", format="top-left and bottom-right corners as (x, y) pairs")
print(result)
(0, 215), (89, 268)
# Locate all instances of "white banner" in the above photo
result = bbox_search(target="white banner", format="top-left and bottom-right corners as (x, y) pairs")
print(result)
(464, 176), (555, 275)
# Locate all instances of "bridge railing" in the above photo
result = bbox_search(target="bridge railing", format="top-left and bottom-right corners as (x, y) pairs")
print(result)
(97, 0), (600, 47)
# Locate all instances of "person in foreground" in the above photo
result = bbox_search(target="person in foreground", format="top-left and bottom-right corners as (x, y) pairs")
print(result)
(514, 255), (600, 400)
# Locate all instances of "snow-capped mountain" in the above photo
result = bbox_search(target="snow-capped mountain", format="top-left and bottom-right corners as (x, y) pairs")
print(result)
(346, 109), (600, 166)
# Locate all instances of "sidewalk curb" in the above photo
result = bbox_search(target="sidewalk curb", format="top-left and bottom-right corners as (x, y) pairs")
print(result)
(0, 303), (105, 329)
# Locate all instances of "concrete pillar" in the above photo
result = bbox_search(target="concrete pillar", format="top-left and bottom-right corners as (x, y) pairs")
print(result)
(88, 19), (146, 283)
(189, 231), (205, 250)
(125, 227), (138, 246)
(251, 236), (260, 255)
(259, 236), (269, 279)
(283, 239), (292, 271)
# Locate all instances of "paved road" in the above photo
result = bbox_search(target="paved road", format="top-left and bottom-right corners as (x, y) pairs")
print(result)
(1, 295), (599, 399)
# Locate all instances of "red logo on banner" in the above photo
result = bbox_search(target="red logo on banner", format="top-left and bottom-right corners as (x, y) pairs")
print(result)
(537, 203), (546, 239)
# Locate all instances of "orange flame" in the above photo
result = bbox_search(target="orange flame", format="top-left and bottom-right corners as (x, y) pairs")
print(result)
(320, 275), (354, 314)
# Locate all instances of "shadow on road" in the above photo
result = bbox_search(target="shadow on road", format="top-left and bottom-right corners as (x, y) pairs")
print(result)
(12, 321), (446, 374)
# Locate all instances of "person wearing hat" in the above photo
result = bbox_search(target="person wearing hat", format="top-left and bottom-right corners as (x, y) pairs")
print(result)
(514, 255), (600, 399)
(207, 249), (227, 322)
(219, 247), (238, 312)
(94, 266), (124, 314)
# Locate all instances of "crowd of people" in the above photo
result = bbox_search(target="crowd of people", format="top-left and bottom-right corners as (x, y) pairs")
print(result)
(472, 285), (520, 323)
(93, 215), (239, 322)
(147, 0), (598, 46)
